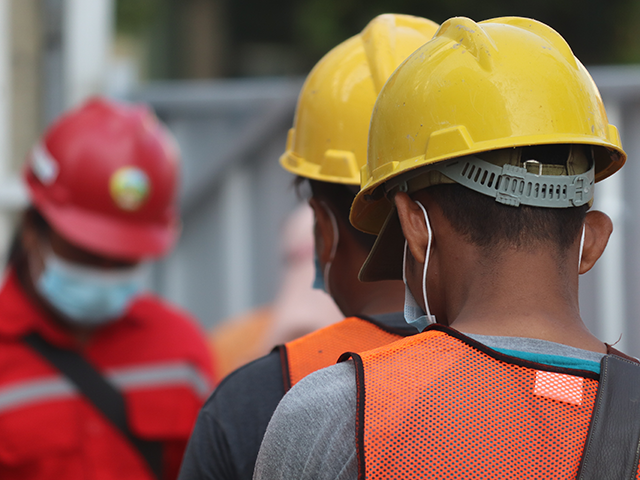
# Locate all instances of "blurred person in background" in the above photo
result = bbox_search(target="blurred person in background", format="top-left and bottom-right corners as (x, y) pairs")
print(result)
(178, 14), (438, 480)
(209, 203), (343, 380)
(0, 98), (215, 480)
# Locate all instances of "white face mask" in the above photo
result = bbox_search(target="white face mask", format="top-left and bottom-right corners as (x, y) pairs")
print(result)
(402, 201), (437, 331)
(34, 249), (145, 327)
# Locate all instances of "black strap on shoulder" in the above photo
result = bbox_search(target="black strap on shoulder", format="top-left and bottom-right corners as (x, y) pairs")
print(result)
(276, 344), (292, 392)
(357, 313), (417, 336)
(23, 332), (163, 480)
(578, 354), (640, 480)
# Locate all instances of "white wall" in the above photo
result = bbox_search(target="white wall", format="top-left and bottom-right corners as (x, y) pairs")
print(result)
(63, 0), (115, 108)
(0, 0), (13, 257)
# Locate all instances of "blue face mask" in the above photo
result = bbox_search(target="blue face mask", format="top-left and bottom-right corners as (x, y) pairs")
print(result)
(36, 252), (145, 327)
(311, 203), (339, 296)
(312, 253), (326, 291)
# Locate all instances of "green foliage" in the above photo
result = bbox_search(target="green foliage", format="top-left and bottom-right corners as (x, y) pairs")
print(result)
(612, 0), (640, 63)
(292, 0), (636, 64)
(116, 0), (161, 35)
(115, 0), (640, 80)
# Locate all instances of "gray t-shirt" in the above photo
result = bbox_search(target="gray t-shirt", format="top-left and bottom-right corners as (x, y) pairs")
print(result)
(253, 333), (604, 480)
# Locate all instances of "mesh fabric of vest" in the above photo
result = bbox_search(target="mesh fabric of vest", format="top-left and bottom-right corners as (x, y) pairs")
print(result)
(352, 326), (613, 479)
(281, 317), (406, 391)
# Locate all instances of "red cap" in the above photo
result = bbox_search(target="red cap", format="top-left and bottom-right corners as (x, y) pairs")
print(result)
(24, 97), (180, 260)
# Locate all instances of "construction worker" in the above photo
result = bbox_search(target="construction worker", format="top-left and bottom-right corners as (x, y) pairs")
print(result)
(178, 14), (438, 480)
(254, 17), (638, 479)
(0, 98), (215, 480)
(208, 204), (343, 380)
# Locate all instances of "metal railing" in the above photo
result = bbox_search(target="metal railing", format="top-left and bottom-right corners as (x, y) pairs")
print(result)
(4, 69), (640, 353)
(131, 77), (305, 329)
(582, 66), (640, 355)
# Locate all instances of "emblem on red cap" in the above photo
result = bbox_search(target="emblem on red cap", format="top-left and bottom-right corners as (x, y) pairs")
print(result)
(109, 166), (150, 211)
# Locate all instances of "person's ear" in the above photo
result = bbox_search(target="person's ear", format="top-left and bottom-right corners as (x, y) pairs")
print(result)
(579, 210), (613, 274)
(308, 197), (336, 264)
(395, 192), (429, 264)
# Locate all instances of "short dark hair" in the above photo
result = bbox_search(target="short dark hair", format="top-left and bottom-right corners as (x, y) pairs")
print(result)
(427, 183), (587, 254)
(7, 207), (50, 267)
(295, 177), (377, 250)
(423, 144), (590, 255)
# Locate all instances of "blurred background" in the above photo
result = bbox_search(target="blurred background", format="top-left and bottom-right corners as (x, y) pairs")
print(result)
(1, 0), (640, 354)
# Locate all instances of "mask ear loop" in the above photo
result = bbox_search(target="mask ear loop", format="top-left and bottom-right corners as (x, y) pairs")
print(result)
(415, 201), (436, 323)
(320, 201), (339, 297)
(402, 240), (409, 283)
(578, 224), (586, 271)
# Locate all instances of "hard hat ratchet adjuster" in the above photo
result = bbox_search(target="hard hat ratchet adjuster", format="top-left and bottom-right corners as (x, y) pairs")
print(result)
(437, 156), (594, 208)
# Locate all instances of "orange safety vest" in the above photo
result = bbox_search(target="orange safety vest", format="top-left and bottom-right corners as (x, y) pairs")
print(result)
(278, 316), (412, 391)
(347, 324), (637, 480)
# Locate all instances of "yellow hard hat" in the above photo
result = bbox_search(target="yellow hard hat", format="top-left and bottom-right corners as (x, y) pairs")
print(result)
(280, 14), (439, 185)
(351, 16), (627, 234)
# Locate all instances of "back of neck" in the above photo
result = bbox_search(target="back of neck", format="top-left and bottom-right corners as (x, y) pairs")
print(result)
(444, 250), (605, 354)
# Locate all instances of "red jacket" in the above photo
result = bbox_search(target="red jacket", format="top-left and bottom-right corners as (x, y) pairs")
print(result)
(0, 270), (216, 480)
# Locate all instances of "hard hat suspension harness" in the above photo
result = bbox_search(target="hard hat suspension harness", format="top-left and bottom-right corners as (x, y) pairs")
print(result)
(437, 156), (594, 208)
(384, 155), (595, 209)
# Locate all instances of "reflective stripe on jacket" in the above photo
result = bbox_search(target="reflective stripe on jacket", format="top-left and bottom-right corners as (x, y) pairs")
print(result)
(0, 270), (215, 480)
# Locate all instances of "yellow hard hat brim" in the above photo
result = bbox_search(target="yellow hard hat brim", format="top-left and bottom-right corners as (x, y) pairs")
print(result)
(352, 133), (625, 236)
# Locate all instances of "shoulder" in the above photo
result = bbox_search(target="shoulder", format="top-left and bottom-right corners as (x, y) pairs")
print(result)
(254, 361), (358, 480)
(181, 351), (285, 480)
(119, 294), (214, 380)
(265, 360), (357, 437)
(126, 294), (206, 343)
(205, 350), (285, 418)
(277, 360), (356, 416)
(128, 294), (199, 327)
